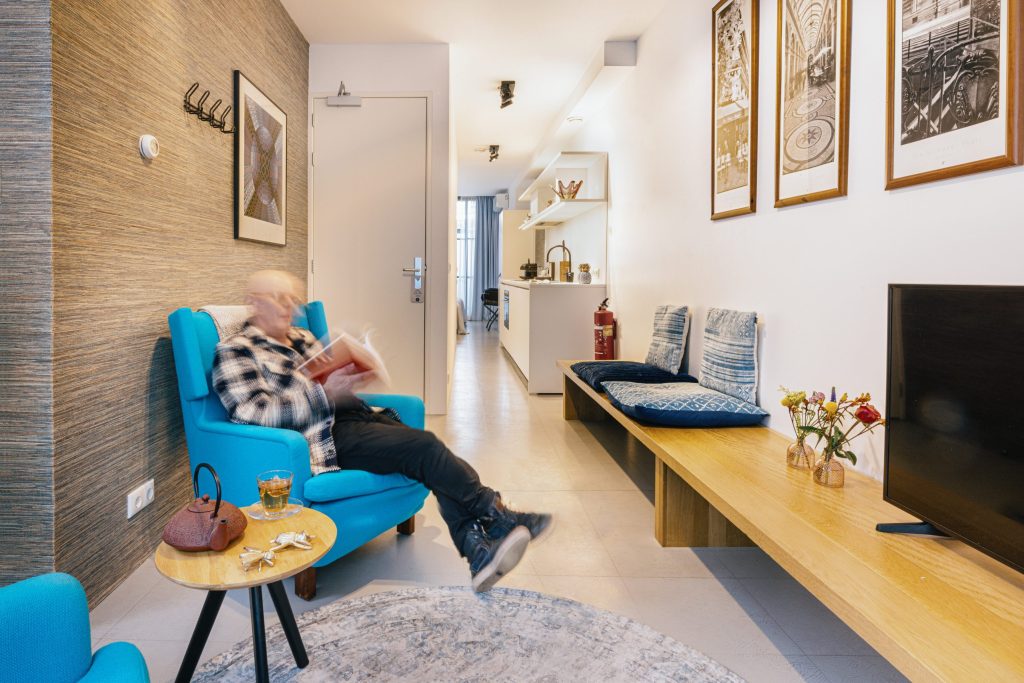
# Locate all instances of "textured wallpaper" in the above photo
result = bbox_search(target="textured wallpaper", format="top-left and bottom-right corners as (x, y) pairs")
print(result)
(50, 0), (309, 604)
(0, 0), (55, 587)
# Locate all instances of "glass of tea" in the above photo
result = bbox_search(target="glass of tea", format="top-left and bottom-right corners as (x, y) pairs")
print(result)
(256, 470), (293, 518)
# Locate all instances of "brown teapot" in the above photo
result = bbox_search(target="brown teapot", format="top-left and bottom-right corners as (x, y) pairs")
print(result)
(162, 463), (247, 552)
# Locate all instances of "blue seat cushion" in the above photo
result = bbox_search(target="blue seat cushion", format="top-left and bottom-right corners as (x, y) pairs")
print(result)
(699, 308), (759, 404)
(603, 381), (769, 427)
(303, 469), (419, 503)
(571, 361), (697, 393)
(646, 304), (691, 374)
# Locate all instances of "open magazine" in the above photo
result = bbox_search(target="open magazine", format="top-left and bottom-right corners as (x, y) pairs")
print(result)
(297, 332), (391, 388)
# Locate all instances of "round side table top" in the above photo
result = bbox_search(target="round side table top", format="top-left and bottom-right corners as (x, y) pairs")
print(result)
(155, 506), (336, 591)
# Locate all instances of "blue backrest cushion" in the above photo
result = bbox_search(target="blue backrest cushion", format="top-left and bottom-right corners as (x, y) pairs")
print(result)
(698, 308), (758, 405)
(645, 305), (690, 374)
(571, 361), (697, 393)
(604, 381), (768, 427)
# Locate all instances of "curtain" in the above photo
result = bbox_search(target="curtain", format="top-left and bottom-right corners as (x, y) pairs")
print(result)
(467, 196), (499, 320)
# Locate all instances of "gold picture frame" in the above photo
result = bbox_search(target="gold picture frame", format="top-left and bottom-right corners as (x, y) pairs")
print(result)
(886, 0), (1023, 190)
(712, 0), (760, 220)
(774, 0), (851, 207)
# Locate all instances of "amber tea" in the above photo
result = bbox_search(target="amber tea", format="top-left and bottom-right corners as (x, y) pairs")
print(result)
(257, 470), (292, 517)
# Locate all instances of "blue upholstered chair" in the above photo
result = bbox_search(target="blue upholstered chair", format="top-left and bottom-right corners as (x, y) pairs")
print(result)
(0, 572), (149, 682)
(168, 301), (429, 599)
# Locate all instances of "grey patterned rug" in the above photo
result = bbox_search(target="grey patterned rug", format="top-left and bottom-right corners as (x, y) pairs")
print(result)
(194, 586), (745, 682)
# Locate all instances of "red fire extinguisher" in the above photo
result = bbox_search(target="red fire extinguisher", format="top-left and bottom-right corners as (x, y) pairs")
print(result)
(594, 298), (616, 360)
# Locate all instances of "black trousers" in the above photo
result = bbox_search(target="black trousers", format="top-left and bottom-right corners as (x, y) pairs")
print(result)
(331, 405), (496, 555)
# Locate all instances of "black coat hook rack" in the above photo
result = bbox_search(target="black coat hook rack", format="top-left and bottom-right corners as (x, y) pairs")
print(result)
(184, 82), (234, 134)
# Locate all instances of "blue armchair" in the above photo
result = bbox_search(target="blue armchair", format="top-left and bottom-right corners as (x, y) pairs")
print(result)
(167, 301), (429, 599)
(0, 572), (149, 682)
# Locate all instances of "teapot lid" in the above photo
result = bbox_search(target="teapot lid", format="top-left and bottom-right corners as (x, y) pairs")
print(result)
(187, 494), (216, 514)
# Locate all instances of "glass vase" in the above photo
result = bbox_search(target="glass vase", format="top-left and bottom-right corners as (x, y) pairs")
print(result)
(786, 437), (815, 470)
(813, 455), (845, 488)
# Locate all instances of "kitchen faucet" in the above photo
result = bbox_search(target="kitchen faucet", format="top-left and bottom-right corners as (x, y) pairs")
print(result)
(545, 240), (572, 278)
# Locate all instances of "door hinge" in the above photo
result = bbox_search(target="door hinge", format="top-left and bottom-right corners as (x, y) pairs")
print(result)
(310, 259), (314, 274)
(311, 152), (315, 167)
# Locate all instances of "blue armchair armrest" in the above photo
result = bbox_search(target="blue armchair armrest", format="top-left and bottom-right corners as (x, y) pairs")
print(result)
(359, 393), (425, 430)
(79, 642), (150, 683)
(191, 417), (313, 506)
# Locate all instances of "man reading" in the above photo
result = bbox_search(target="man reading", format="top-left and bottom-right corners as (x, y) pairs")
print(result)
(211, 270), (550, 592)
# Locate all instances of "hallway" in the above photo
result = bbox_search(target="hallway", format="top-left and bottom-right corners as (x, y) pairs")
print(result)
(89, 323), (904, 682)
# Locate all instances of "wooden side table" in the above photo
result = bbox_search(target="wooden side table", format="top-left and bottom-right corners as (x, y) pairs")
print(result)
(155, 506), (337, 683)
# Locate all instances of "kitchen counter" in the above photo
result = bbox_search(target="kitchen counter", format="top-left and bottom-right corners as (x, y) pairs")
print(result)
(498, 279), (607, 393)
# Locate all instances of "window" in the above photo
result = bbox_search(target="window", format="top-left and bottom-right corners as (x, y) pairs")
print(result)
(456, 198), (477, 314)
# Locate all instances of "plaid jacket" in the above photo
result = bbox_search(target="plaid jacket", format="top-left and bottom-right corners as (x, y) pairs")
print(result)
(212, 322), (340, 475)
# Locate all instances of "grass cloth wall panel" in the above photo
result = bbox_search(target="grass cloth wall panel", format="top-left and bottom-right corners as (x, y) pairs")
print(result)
(50, 0), (308, 604)
(0, 0), (56, 586)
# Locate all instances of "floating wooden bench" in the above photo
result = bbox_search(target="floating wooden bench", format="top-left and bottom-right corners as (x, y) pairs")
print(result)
(559, 360), (1024, 682)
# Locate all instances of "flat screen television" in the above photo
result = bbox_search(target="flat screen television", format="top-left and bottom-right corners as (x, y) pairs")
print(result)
(885, 284), (1024, 573)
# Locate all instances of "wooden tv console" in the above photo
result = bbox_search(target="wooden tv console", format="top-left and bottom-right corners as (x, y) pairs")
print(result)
(559, 361), (1024, 682)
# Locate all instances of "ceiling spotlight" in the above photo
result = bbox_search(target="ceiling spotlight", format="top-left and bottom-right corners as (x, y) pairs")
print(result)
(567, 115), (584, 124)
(499, 80), (515, 109)
(488, 145), (500, 162)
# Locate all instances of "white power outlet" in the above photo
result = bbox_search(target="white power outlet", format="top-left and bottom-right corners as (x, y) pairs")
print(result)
(126, 479), (156, 519)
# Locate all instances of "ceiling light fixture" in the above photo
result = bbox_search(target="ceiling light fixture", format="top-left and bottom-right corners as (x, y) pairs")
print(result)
(488, 145), (500, 162)
(499, 81), (515, 109)
(566, 116), (584, 124)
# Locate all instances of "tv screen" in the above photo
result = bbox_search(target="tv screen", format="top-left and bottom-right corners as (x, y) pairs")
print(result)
(885, 285), (1024, 573)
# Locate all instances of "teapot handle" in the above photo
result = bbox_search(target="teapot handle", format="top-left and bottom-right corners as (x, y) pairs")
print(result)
(192, 462), (222, 518)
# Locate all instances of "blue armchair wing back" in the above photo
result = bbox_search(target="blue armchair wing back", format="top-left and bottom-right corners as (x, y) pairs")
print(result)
(0, 573), (149, 682)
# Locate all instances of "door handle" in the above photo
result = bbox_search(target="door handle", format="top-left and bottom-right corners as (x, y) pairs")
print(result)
(406, 257), (424, 303)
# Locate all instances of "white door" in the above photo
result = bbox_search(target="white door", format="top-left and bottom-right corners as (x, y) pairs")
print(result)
(311, 96), (427, 398)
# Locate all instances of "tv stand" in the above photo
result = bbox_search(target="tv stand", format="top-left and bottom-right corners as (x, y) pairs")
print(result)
(876, 521), (950, 537)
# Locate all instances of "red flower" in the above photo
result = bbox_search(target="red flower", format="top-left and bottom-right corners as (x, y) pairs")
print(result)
(855, 404), (882, 425)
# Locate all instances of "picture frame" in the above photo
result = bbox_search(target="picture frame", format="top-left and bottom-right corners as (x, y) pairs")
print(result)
(774, 0), (851, 207)
(886, 0), (1023, 189)
(234, 70), (287, 245)
(712, 0), (760, 220)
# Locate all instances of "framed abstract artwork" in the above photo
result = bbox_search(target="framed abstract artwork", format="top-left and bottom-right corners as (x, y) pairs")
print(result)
(774, 0), (851, 207)
(234, 70), (287, 245)
(886, 0), (1022, 189)
(712, 0), (759, 220)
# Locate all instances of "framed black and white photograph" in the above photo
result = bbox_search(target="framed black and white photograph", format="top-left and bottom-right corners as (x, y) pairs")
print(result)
(774, 0), (851, 207)
(712, 0), (759, 220)
(887, 0), (1022, 189)
(234, 70), (287, 245)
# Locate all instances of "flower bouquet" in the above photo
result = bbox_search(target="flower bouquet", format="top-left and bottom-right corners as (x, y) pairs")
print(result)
(798, 387), (885, 487)
(779, 387), (819, 469)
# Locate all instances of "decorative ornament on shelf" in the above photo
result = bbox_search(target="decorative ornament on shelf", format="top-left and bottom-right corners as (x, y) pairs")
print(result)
(797, 387), (886, 488)
(779, 387), (819, 469)
(578, 263), (592, 285)
(551, 179), (583, 200)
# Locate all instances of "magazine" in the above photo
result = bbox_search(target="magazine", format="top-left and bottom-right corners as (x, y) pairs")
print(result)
(297, 332), (391, 388)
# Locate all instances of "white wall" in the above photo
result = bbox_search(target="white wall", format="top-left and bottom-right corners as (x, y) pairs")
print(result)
(564, 0), (1024, 479)
(310, 44), (453, 414)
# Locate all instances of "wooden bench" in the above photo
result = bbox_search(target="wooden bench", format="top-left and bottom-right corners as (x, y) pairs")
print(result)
(559, 360), (1024, 682)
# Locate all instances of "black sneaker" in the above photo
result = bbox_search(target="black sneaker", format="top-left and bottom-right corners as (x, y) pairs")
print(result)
(481, 494), (554, 544)
(463, 524), (531, 593)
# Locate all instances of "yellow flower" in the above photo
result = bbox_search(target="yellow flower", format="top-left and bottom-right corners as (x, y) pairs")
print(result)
(839, 392), (848, 402)
(823, 401), (838, 417)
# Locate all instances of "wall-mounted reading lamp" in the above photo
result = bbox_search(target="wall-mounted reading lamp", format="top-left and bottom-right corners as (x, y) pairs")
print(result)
(327, 81), (362, 107)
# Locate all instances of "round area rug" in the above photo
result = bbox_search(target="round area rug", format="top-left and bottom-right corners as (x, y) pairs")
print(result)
(194, 586), (745, 682)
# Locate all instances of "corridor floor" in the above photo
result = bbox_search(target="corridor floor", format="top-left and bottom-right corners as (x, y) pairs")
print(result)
(90, 322), (906, 682)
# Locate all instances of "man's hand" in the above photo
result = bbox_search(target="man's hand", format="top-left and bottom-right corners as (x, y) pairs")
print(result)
(322, 363), (376, 403)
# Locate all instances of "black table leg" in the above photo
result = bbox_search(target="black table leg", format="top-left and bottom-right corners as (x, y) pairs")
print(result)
(267, 580), (309, 668)
(175, 590), (226, 683)
(250, 586), (270, 683)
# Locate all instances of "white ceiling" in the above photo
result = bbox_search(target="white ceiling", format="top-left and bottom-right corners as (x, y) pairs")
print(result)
(281, 0), (668, 196)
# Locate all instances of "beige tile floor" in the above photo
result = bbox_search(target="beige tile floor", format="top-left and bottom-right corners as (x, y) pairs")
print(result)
(90, 322), (907, 682)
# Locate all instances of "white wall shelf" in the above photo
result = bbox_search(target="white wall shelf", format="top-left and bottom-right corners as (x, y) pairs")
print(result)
(517, 151), (608, 204)
(517, 199), (606, 231)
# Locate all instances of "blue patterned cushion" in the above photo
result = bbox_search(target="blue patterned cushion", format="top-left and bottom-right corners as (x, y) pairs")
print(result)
(645, 305), (690, 374)
(699, 308), (758, 405)
(571, 361), (696, 393)
(603, 381), (768, 427)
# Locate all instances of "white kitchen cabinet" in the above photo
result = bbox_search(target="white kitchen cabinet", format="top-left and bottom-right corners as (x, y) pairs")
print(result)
(498, 279), (606, 394)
